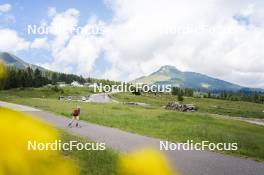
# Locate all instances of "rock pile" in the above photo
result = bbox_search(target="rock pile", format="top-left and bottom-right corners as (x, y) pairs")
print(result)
(165, 102), (196, 112)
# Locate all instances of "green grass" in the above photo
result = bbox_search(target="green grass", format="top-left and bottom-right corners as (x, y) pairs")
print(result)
(2, 95), (264, 161)
(0, 86), (94, 99)
(59, 131), (118, 175)
(112, 93), (264, 118)
(1, 88), (264, 160)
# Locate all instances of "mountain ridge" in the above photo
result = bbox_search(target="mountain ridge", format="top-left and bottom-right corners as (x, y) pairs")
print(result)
(133, 65), (263, 92)
(0, 52), (46, 71)
(1, 52), (263, 92)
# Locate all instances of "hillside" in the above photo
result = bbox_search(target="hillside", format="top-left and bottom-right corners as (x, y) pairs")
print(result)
(133, 65), (244, 91)
(0, 52), (46, 71)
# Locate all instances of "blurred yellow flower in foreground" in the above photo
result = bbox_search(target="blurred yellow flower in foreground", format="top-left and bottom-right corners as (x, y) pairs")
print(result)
(0, 107), (79, 175)
(118, 149), (177, 175)
(0, 61), (5, 79)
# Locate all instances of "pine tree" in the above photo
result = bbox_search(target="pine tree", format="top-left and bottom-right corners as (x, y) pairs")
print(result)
(178, 90), (184, 102)
(33, 68), (42, 87)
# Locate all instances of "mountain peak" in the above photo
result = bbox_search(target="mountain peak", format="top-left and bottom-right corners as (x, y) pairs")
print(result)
(159, 65), (179, 70)
(0, 52), (46, 71)
(133, 64), (244, 91)
(156, 65), (181, 74)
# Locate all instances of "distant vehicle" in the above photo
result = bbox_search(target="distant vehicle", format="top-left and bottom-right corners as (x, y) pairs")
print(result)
(58, 96), (64, 100)
(81, 96), (86, 101)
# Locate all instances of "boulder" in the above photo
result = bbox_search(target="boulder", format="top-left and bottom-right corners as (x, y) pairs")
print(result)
(165, 102), (196, 112)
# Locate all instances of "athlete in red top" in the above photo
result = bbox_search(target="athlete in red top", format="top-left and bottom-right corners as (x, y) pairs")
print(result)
(68, 105), (81, 127)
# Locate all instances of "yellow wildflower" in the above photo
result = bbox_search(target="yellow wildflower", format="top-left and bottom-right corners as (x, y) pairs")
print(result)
(0, 107), (79, 175)
(118, 148), (177, 175)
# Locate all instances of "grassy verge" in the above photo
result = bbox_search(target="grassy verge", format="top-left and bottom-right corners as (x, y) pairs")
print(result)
(0, 86), (94, 99)
(59, 131), (118, 175)
(112, 93), (264, 118)
(2, 96), (264, 161)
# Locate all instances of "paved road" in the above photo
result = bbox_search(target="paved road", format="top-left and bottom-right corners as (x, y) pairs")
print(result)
(88, 93), (113, 103)
(1, 101), (264, 175)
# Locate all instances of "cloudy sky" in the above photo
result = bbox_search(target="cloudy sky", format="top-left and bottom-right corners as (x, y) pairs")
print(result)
(0, 0), (264, 88)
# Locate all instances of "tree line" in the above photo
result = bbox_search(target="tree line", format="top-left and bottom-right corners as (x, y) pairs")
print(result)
(0, 66), (86, 89)
(0, 65), (121, 90)
(86, 77), (121, 86)
(171, 86), (264, 104)
(206, 90), (264, 104)
(171, 87), (195, 102)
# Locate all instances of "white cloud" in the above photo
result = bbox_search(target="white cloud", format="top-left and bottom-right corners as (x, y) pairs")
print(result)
(0, 3), (11, 13)
(49, 8), (79, 50)
(97, 0), (264, 88)
(45, 34), (102, 75)
(31, 37), (49, 49)
(38, 1), (264, 88)
(42, 8), (102, 76)
(0, 28), (29, 51)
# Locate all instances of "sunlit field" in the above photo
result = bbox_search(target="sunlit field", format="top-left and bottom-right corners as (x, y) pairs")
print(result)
(1, 89), (264, 160)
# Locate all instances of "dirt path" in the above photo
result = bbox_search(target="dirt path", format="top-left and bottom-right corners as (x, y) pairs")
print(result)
(212, 114), (264, 127)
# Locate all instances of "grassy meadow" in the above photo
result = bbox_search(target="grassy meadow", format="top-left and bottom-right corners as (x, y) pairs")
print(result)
(112, 93), (264, 119)
(1, 88), (264, 160)
(0, 86), (94, 99)
(59, 131), (118, 175)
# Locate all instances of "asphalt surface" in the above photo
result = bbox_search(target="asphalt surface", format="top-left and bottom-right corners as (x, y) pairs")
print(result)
(88, 93), (113, 103)
(1, 101), (264, 175)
